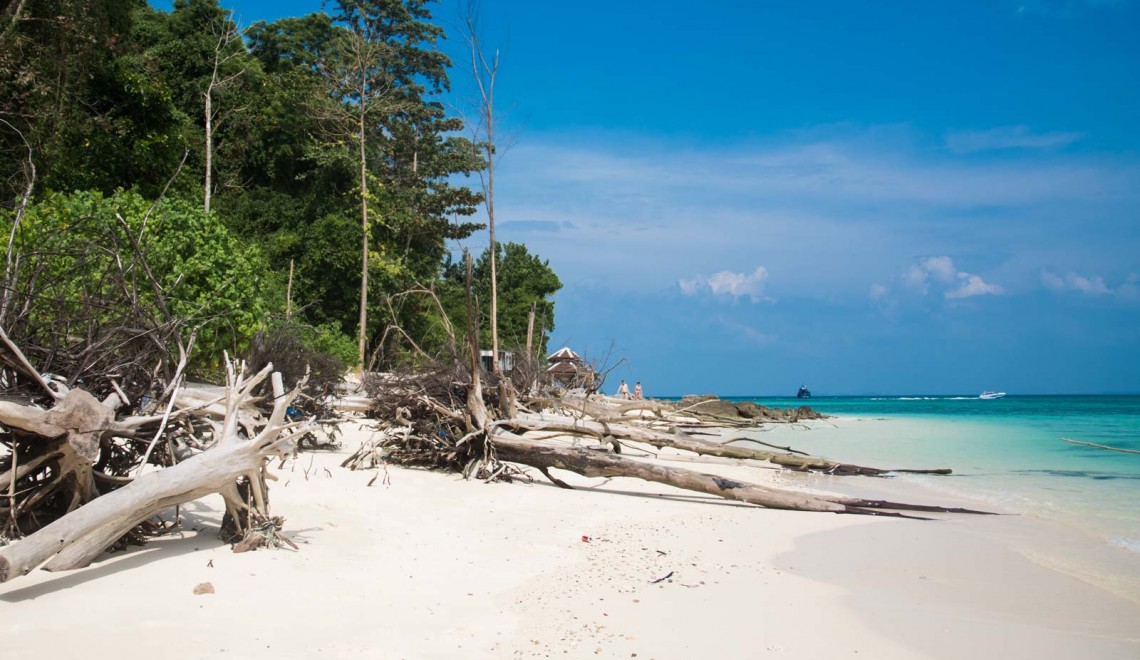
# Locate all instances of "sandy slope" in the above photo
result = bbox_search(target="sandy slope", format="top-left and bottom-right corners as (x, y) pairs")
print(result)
(1, 421), (1138, 659)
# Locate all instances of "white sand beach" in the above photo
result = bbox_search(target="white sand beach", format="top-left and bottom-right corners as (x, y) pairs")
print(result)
(2, 420), (1139, 659)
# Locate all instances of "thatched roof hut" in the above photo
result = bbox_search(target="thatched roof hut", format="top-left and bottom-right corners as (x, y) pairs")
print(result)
(545, 347), (592, 388)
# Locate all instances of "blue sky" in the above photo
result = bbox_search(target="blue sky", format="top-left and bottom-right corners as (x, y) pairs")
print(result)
(158, 0), (1140, 395)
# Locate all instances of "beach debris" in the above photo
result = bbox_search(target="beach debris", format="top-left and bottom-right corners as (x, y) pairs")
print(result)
(193, 582), (215, 595)
(232, 515), (298, 553)
(650, 571), (674, 584)
(488, 431), (971, 518)
(1061, 438), (1140, 455)
(491, 412), (953, 477)
(0, 359), (312, 583)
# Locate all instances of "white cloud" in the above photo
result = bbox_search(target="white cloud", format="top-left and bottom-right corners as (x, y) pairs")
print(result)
(946, 274), (1006, 299)
(678, 278), (700, 296)
(901, 265), (929, 293)
(945, 126), (1082, 154)
(921, 256), (959, 283)
(1041, 269), (1137, 299)
(873, 256), (1004, 303)
(680, 267), (772, 302)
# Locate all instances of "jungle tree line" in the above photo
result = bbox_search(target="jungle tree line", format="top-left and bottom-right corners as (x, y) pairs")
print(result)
(0, 0), (560, 376)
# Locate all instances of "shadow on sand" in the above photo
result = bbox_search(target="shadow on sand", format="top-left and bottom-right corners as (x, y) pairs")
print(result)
(0, 503), (322, 602)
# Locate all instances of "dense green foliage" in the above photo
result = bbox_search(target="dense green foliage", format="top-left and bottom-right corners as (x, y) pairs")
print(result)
(8, 190), (277, 368)
(0, 0), (557, 372)
(440, 243), (562, 357)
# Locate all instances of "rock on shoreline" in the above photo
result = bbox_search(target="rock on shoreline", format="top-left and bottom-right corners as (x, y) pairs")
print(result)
(679, 395), (825, 422)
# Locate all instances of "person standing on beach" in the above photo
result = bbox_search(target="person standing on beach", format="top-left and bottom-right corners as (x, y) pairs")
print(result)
(617, 380), (630, 400)
(634, 382), (643, 400)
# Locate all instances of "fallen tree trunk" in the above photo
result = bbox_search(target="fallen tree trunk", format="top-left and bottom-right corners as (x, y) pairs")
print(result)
(534, 395), (667, 421)
(1061, 438), (1140, 455)
(490, 432), (986, 517)
(501, 413), (951, 476)
(0, 361), (308, 582)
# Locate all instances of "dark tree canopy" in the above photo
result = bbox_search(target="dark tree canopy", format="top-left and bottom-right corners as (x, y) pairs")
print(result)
(0, 0), (558, 373)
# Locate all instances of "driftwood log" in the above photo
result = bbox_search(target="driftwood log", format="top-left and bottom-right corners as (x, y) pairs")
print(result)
(0, 360), (308, 583)
(499, 412), (950, 476)
(347, 368), (978, 518)
(491, 432), (985, 518)
(1062, 438), (1140, 455)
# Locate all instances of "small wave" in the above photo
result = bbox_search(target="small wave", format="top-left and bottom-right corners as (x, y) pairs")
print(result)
(1111, 538), (1140, 554)
(893, 396), (976, 401)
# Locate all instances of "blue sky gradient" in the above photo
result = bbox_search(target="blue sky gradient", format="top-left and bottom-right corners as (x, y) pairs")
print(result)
(156, 0), (1140, 395)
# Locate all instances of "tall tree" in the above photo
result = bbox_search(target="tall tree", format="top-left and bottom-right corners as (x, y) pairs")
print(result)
(315, 0), (450, 370)
(203, 10), (244, 213)
(243, 11), (482, 358)
(460, 0), (503, 372)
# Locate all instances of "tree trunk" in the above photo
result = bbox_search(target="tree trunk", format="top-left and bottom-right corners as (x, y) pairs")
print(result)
(204, 85), (213, 213)
(0, 362), (307, 582)
(502, 413), (951, 477)
(357, 99), (369, 371)
(490, 432), (976, 517)
(465, 252), (486, 432)
(487, 138), (498, 375)
(526, 302), (535, 358)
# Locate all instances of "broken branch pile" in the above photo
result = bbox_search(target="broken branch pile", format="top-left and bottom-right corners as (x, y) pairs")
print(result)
(343, 356), (980, 519)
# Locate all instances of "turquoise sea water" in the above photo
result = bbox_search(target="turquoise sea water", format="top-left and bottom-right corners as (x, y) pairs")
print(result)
(724, 396), (1140, 555)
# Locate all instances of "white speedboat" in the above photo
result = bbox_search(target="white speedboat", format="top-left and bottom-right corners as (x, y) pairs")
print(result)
(979, 391), (1006, 400)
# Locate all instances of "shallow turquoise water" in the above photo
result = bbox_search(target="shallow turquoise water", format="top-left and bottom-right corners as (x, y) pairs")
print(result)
(713, 396), (1140, 554)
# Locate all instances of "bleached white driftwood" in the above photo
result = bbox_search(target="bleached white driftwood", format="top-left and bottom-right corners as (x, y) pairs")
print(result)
(0, 361), (309, 582)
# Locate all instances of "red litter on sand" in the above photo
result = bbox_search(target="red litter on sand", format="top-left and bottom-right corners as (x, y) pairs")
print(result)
(582, 535), (590, 543)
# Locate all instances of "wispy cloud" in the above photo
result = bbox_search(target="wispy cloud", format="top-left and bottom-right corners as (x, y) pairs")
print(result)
(945, 126), (1082, 154)
(869, 283), (889, 302)
(497, 220), (576, 234)
(680, 267), (773, 302)
(1041, 270), (1139, 299)
(503, 130), (1127, 213)
(475, 125), (1138, 305)
(715, 316), (777, 345)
